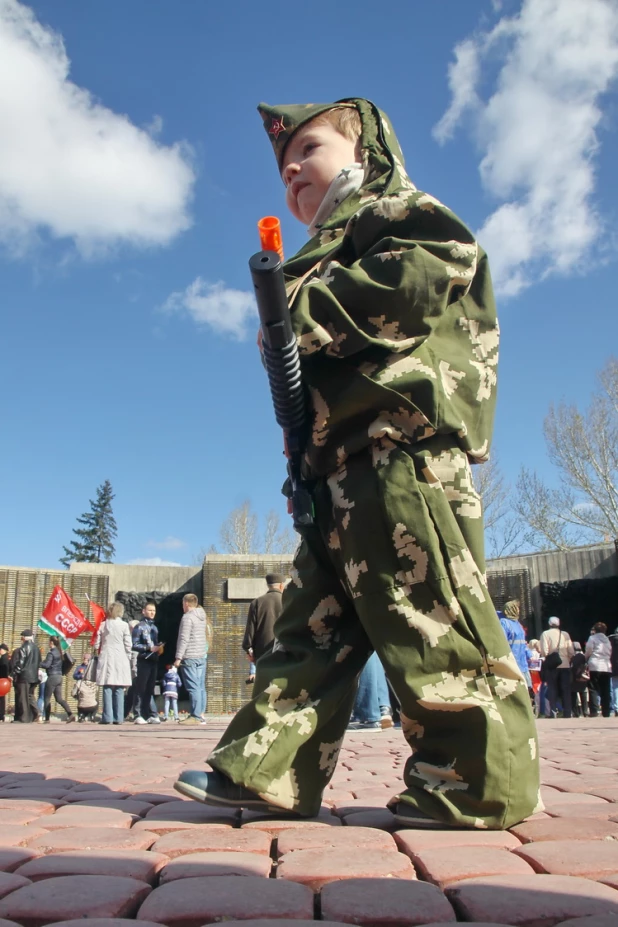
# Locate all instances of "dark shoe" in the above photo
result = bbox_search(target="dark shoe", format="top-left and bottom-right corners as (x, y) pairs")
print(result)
(113, 721), (122, 725)
(174, 769), (294, 814)
(392, 801), (464, 829)
(66, 715), (76, 723)
(347, 720), (381, 731)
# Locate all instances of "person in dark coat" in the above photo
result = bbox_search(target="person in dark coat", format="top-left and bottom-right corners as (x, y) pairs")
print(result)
(570, 642), (590, 718)
(41, 636), (75, 723)
(0, 643), (10, 722)
(609, 628), (618, 716)
(242, 574), (286, 682)
(12, 630), (42, 723)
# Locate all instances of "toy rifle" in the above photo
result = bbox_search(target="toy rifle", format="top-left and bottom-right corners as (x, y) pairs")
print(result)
(249, 217), (314, 530)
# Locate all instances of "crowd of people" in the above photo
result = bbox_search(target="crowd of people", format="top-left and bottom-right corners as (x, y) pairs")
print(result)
(1, 586), (615, 728)
(0, 593), (213, 725)
(497, 600), (618, 720)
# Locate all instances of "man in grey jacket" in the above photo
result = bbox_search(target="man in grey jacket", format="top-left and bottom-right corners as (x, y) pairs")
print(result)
(174, 594), (212, 725)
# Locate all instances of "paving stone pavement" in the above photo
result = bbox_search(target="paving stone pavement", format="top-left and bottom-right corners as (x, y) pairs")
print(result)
(0, 717), (618, 925)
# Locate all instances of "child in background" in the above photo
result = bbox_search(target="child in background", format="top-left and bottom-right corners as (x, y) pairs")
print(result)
(72, 676), (99, 722)
(162, 664), (179, 722)
(73, 653), (92, 681)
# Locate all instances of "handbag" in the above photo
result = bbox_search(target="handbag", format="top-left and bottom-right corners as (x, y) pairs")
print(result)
(61, 651), (75, 676)
(544, 631), (563, 672)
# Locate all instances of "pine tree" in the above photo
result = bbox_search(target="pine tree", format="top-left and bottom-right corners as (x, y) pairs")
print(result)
(60, 480), (117, 567)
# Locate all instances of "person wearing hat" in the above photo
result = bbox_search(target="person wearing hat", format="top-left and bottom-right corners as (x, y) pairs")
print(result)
(175, 98), (539, 829)
(174, 594), (213, 725)
(242, 574), (286, 683)
(540, 616), (575, 718)
(498, 600), (531, 688)
(0, 643), (10, 722)
(11, 630), (42, 723)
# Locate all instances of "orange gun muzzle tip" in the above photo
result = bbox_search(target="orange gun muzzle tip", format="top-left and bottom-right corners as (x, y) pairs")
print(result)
(258, 216), (284, 261)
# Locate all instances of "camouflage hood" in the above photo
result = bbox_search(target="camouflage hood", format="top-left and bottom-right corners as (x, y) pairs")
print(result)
(256, 99), (499, 482)
(258, 99), (414, 273)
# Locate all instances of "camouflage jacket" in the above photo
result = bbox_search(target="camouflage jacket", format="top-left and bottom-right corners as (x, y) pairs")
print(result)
(259, 98), (498, 479)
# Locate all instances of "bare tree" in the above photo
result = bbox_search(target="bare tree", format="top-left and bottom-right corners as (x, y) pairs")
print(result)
(192, 502), (298, 560)
(219, 500), (259, 554)
(263, 510), (299, 555)
(473, 456), (529, 558)
(514, 357), (618, 550)
(192, 543), (218, 565)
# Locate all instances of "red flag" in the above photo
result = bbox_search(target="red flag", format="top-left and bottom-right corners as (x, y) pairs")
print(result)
(88, 600), (107, 646)
(39, 586), (94, 649)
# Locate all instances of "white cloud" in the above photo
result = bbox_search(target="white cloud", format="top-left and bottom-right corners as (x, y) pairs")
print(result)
(162, 277), (257, 340)
(433, 39), (481, 145)
(126, 557), (185, 567)
(146, 536), (186, 551)
(0, 0), (195, 256)
(434, 0), (618, 296)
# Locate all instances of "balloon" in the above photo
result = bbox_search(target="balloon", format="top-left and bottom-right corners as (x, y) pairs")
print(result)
(0, 678), (11, 697)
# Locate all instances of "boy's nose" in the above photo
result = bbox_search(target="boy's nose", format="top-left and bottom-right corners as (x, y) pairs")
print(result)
(282, 162), (300, 187)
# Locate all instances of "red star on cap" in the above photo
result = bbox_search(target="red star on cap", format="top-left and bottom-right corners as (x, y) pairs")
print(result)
(269, 116), (286, 140)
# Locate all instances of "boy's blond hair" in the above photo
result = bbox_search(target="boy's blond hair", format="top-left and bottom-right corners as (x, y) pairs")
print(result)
(309, 105), (362, 144)
(183, 593), (199, 608)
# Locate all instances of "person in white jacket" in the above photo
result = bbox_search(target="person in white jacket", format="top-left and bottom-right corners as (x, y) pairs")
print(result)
(95, 601), (132, 725)
(174, 594), (213, 725)
(585, 622), (612, 718)
(540, 617), (574, 718)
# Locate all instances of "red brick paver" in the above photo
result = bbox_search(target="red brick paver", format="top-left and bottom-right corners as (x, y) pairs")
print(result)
(446, 874), (618, 926)
(158, 850), (272, 881)
(320, 877), (456, 926)
(410, 846), (534, 888)
(26, 826), (159, 854)
(2, 715), (618, 927)
(513, 839), (618, 878)
(0, 872), (31, 900)
(16, 849), (168, 884)
(509, 816), (618, 843)
(0, 874), (152, 926)
(138, 875), (314, 926)
(151, 826), (271, 858)
(276, 825), (395, 856)
(277, 846), (415, 891)
(0, 848), (40, 873)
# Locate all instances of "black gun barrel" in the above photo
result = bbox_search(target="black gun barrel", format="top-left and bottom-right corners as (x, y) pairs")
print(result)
(249, 250), (304, 434)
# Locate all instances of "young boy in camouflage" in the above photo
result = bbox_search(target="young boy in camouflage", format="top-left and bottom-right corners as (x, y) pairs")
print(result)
(175, 98), (540, 829)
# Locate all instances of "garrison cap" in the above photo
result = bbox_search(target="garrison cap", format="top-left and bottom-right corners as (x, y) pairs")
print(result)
(258, 100), (358, 171)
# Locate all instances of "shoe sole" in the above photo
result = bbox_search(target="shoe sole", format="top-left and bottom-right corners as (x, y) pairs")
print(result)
(392, 806), (470, 829)
(173, 778), (284, 814)
(392, 813), (455, 829)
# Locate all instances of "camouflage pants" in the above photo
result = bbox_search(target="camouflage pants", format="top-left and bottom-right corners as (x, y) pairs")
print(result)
(209, 436), (540, 828)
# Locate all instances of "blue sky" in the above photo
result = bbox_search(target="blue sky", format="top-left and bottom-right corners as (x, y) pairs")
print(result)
(1, 0), (617, 568)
